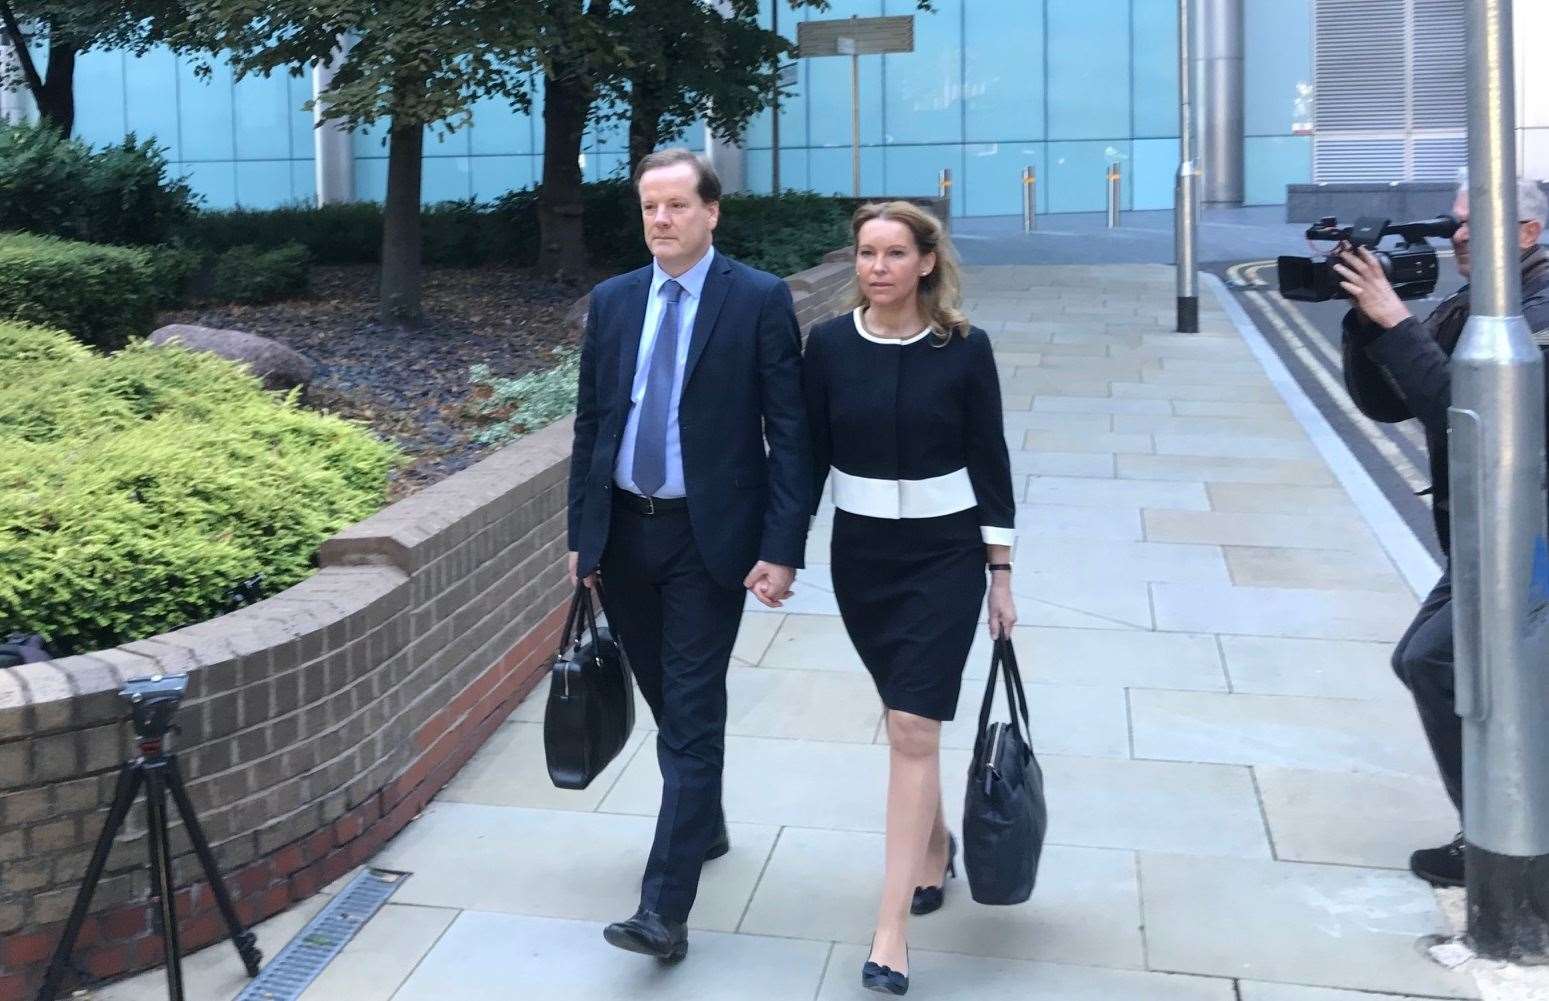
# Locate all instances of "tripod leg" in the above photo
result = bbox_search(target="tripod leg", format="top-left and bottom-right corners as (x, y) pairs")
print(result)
(143, 763), (186, 1001)
(35, 762), (143, 1001)
(164, 755), (261, 976)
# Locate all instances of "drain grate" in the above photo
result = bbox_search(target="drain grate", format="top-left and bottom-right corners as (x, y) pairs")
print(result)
(234, 867), (409, 1001)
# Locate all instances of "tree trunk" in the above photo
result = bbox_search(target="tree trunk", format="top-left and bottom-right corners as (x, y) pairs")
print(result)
(380, 117), (424, 329)
(536, 64), (593, 278)
(36, 41), (73, 136)
(628, 76), (665, 170)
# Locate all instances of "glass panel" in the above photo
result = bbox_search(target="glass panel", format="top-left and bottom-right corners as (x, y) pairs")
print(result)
(881, 145), (958, 206)
(1244, 135), (1311, 205)
(805, 0), (885, 148)
(963, 142), (1045, 217)
(964, 0), (1043, 143)
(1046, 139), (1130, 212)
(469, 93), (534, 156)
(290, 72), (316, 168)
(1245, 0), (1311, 136)
(425, 124), (471, 158)
(234, 70), (293, 160)
(1046, 0), (1130, 141)
(354, 157), (388, 203)
(73, 51), (125, 149)
(1131, 137), (1179, 210)
(1131, 0), (1179, 139)
(808, 145), (884, 197)
(177, 56), (234, 161)
(882, 0), (961, 145)
(182, 162), (237, 209)
(744, 148), (773, 194)
(124, 46), (181, 160)
(470, 155), (536, 200)
(422, 156), (472, 202)
(235, 161), (294, 208)
(290, 160), (317, 206)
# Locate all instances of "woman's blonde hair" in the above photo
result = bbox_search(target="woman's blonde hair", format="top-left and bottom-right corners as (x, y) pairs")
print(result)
(848, 200), (970, 343)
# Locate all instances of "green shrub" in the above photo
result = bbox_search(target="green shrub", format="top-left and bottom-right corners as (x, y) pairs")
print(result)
(0, 121), (199, 246)
(0, 232), (157, 350)
(467, 349), (580, 446)
(179, 185), (852, 276)
(211, 243), (311, 304)
(146, 244), (208, 308)
(0, 323), (398, 655)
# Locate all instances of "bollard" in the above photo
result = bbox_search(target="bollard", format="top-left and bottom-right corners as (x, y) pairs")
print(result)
(938, 167), (952, 199)
(1174, 0), (1199, 333)
(1022, 166), (1037, 232)
(1106, 163), (1122, 228)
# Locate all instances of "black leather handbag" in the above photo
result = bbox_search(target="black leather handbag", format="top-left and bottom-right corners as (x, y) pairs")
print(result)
(963, 637), (1048, 905)
(543, 583), (636, 790)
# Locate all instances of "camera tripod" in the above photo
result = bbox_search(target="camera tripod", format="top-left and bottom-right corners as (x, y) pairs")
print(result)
(36, 725), (262, 1001)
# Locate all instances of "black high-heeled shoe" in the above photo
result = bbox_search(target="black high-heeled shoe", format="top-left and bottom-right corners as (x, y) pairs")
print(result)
(910, 832), (958, 915)
(862, 939), (910, 995)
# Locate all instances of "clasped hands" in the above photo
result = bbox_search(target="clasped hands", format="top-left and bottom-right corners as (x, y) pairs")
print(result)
(568, 551), (795, 609)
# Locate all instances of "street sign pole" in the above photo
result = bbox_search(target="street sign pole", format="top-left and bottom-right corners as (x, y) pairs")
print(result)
(1451, 0), (1549, 962)
(838, 35), (859, 196)
(771, 1), (781, 194)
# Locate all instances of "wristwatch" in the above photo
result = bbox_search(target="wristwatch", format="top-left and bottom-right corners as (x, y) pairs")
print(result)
(987, 563), (1013, 573)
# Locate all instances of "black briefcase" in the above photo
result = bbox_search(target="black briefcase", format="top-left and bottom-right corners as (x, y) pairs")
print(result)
(543, 583), (636, 790)
(963, 637), (1048, 905)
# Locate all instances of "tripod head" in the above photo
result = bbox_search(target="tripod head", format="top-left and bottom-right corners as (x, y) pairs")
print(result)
(121, 674), (187, 746)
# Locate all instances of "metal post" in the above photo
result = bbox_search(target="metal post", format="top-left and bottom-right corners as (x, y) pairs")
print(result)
(1022, 166), (1037, 232)
(938, 167), (952, 215)
(1106, 163), (1121, 228)
(1197, 0), (1244, 204)
(1175, 0), (1200, 332)
(312, 37), (355, 206)
(1452, 0), (1549, 963)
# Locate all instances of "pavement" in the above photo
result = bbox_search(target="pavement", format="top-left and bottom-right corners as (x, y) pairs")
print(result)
(97, 262), (1509, 1001)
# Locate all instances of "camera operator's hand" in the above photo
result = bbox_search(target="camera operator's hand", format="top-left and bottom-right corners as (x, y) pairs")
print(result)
(1334, 247), (1412, 331)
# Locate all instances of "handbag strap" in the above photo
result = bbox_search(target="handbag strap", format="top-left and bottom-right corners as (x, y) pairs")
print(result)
(559, 582), (592, 655)
(976, 637), (1032, 750)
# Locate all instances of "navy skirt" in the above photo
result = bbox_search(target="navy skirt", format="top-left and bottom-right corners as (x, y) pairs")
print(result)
(830, 508), (987, 721)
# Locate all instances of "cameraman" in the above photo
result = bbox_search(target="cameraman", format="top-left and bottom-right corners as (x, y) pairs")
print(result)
(1337, 176), (1549, 888)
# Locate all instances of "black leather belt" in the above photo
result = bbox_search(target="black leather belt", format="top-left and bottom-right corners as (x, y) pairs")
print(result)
(615, 490), (688, 515)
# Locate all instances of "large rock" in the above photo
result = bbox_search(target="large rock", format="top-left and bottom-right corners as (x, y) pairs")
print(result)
(148, 324), (316, 394)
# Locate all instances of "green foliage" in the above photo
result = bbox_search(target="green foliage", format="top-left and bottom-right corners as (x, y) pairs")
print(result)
(0, 323), (398, 655)
(0, 232), (157, 350)
(0, 121), (199, 246)
(179, 187), (850, 276)
(146, 244), (207, 309)
(210, 243), (311, 304)
(467, 349), (580, 446)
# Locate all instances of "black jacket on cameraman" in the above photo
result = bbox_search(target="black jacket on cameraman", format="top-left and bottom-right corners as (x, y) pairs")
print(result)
(1342, 246), (1549, 555)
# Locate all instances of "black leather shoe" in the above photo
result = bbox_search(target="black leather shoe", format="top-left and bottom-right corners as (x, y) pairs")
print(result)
(861, 944), (909, 995)
(1411, 833), (1465, 887)
(911, 833), (958, 915)
(602, 910), (688, 962)
(705, 821), (731, 862)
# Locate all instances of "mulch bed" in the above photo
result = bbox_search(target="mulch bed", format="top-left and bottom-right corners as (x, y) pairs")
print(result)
(159, 265), (598, 498)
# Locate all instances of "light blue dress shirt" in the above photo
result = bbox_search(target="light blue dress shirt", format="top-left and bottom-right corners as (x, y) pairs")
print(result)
(613, 245), (716, 498)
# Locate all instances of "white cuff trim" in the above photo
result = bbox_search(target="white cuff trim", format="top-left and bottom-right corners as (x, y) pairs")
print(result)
(981, 526), (1015, 547)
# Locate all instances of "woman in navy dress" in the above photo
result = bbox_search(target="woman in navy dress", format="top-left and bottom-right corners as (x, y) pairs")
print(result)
(803, 201), (1017, 994)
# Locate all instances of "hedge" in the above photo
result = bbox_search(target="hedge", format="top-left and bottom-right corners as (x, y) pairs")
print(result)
(182, 184), (855, 276)
(0, 323), (399, 655)
(211, 243), (312, 304)
(0, 232), (158, 350)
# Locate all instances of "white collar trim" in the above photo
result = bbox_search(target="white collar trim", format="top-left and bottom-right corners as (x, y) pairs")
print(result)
(852, 307), (932, 345)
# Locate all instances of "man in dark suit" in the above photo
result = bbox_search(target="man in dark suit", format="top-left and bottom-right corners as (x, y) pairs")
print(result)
(567, 148), (812, 961)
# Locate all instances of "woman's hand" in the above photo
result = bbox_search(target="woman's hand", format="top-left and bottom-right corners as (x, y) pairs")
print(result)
(988, 574), (1017, 639)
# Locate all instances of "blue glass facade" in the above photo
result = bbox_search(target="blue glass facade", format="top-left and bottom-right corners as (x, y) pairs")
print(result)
(52, 0), (1312, 215)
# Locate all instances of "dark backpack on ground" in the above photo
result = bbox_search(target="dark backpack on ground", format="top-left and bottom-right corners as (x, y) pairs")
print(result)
(0, 633), (53, 668)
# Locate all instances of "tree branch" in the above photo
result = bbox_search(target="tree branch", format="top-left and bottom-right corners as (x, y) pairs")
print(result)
(0, 0), (45, 101)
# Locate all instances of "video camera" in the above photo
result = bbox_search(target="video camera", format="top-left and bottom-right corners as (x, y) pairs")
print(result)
(1277, 214), (1460, 303)
(121, 673), (188, 741)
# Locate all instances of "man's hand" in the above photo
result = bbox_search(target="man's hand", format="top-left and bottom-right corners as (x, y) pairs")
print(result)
(567, 551), (596, 589)
(743, 561), (795, 609)
(1334, 247), (1413, 331)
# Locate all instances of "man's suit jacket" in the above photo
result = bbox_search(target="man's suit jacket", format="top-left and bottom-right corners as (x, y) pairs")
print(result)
(568, 251), (813, 590)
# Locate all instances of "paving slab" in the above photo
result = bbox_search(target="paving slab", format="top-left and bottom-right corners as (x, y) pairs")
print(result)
(1145, 510), (1385, 554)
(1218, 635), (1404, 701)
(932, 678), (1132, 758)
(1237, 984), (1437, 1001)
(963, 625), (1227, 691)
(1255, 766), (1458, 869)
(1014, 502), (1146, 541)
(1119, 453), (1337, 485)
(1130, 689), (1436, 777)
(439, 721), (651, 811)
(1112, 380), (1284, 403)
(371, 802), (778, 932)
(1150, 582), (1415, 641)
(740, 827), (1146, 969)
(818, 945), (1236, 1001)
(1113, 415), (1308, 439)
(1034, 395), (1175, 415)
(725, 664), (882, 743)
(1140, 853), (1479, 997)
(1224, 546), (1410, 593)
(1023, 476), (1210, 511)
(759, 613), (863, 672)
(1013, 539), (1231, 585)
(1205, 482), (1357, 514)
(393, 911), (831, 1001)
(297, 902), (457, 1001)
(1012, 450), (1117, 478)
(1022, 429), (1156, 454)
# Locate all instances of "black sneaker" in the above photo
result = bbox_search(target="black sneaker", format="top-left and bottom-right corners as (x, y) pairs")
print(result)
(1410, 834), (1465, 887)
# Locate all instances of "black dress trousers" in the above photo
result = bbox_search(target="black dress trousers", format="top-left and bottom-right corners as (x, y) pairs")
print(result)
(599, 504), (746, 923)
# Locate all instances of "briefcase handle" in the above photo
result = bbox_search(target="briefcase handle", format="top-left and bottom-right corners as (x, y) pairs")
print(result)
(560, 581), (604, 656)
(975, 638), (1032, 752)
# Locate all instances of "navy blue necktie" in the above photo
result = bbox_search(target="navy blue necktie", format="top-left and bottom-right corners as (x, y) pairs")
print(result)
(631, 279), (685, 497)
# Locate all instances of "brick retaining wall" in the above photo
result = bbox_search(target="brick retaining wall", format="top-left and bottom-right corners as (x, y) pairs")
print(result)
(0, 251), (857, 999)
